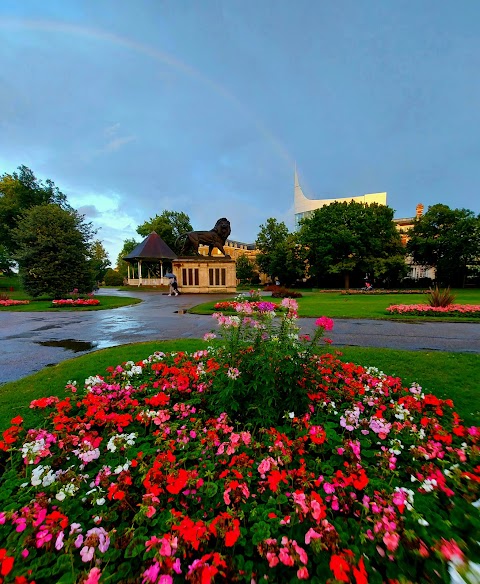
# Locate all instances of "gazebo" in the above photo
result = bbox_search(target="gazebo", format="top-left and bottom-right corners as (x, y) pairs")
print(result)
(123, 232), (177, 286)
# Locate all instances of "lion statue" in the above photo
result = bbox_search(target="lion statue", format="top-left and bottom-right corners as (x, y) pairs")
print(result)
(176, 218), (231, 257)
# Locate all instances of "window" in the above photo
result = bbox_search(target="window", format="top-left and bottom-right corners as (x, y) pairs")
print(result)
(209, 268), (226, 286)
(182, 268), (199, 286)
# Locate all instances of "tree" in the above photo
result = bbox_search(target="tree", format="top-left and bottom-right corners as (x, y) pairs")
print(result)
(407, 204), (480, 287)
(0, 245), (15, 275)
(298, 201), (406, 289)
(136, 211), (192, 255)
(255, 219), (306, 286)
(89, 240), (111, 283)
(116, 238), (139, 278)
(235, 254), (257, 284)
(13, 204), (96, 297)
(0, 165), (71, 254)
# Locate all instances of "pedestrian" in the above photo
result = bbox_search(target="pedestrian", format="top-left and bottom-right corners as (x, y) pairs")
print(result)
(169, 276), (179, 296)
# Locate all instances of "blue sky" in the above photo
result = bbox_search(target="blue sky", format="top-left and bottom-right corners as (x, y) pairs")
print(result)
(1, 1), (479, 264)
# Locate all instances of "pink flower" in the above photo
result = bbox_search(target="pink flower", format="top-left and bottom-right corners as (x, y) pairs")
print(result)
(305, 528), (322, 544)
(383, 531), (400, 552)
(315, 316), (334, 331)
(80, 545), (95, 562)
(439, 538), (465, 564)
(85, 567), (102, 584)
(143, 560), (160, 583)
(297, 566), (309, 579)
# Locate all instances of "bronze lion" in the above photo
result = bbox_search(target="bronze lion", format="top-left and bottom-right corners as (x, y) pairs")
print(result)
(176, 218), (231, 257)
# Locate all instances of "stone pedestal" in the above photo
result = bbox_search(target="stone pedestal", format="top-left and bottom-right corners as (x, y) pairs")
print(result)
(172, 257), (236, 293)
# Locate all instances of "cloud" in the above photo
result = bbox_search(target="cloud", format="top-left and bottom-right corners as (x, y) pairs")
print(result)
(103, 135), (136, 152)
(77, 204), (100, 218)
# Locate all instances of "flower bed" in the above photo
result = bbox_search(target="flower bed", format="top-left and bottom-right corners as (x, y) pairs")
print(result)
(386, 304), (480, 316)
(0, 299), (30, 307)
(214, 300), (277, 312)
(0, 304), (479, 583)
(52, 298), (100, 307)
(342, 290), (428, 295)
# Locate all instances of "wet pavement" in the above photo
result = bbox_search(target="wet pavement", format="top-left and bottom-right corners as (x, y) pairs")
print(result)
(1, 288), (479, 383)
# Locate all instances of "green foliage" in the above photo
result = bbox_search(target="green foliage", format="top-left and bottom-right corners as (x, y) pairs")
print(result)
(0, 165), (71, 254)
(89, 240), (111, 283)
(104, 268), (125, 286)
(13, 204), (96, 298)
(116, 238), (139, 277)
(255, 219), (306, 285)
(407, 204), (480, 287)
(427, 286), (456, 307)
(298, 201), (406, 289)
(0, 244), (15, 275)
(206, 301), (328, 427)
(235, 253), (257, 283)
(136, 210), (192, 255)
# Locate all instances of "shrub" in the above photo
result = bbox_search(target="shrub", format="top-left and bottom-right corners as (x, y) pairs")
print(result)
(266, 285), (302, 298)
(104, 268), (125, 286)
(427, 286), (456, 307)
(0, 292), (9, 301)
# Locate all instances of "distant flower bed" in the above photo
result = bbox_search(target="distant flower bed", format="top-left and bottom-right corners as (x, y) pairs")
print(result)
(387, 304), (480, 316)
(214, 300), (277, 312)
(342, 290), (427, 295)
(0, 299), (30, 307)
(52, 298), (100, 307)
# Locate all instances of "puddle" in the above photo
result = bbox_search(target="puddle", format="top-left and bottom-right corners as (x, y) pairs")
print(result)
(36, 339), (98, 352)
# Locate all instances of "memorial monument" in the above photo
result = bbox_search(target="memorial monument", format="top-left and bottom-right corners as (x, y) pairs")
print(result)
(172, 218), (237, 293)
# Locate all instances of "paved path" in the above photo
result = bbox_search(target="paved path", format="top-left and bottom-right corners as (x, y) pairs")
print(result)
(1, 289), (479, 383)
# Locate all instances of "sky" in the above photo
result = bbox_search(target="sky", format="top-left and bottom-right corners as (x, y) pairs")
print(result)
(1, 1), (479, 265)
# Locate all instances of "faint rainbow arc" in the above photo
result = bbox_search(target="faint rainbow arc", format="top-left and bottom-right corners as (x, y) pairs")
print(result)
(0, 17), (294, 167)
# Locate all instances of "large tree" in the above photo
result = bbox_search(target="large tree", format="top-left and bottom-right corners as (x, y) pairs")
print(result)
(116, 238), (139, 278)
(0, 165), (71, 254)
(136, 210), (192, 255)
(298, 201), (406, 289)
(13, 204), (96, 297)
(235, 254), (257, 284)
(407, 204), (480, 287)
(255, 219), (306, 286)
(89, 240), (111, 284)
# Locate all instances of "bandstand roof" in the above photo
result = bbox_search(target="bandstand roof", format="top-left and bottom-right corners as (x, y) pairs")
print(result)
(123, 232), (177, 262)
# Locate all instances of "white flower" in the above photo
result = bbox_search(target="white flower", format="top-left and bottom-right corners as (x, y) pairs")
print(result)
(418, 518), (429, 526)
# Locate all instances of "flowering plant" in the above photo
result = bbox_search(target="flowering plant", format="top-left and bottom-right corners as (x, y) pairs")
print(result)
(0, 299), (30, 307)
(0, 309), (479, 582)
(386, 304), (480, 316)
(205, 299), (333, 427)
(52, 298), (100, 307)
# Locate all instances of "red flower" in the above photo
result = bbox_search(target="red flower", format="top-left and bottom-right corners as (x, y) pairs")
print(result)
(166, 469), (190, 494)
(267, 470), (288, 493)
(0, 549), (14, 577)
(353, 557), (368, 584)
(330, 554), (350, 582)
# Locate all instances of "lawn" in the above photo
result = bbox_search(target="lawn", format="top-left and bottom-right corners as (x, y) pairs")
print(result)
(0, 295), (141, 311)
(0, 340), (478, 431)
(0, 275), (141, 310)
(189, 289), (480, 321)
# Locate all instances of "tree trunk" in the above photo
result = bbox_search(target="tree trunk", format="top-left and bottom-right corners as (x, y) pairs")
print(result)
(344, 272), (350, 290)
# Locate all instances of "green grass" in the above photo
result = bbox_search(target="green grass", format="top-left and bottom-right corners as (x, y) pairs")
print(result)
(189, 289), (480, 321)
(0, 276), (141, 310)
(0, 341), (478, 431)
(0, 295), (141, 311)
(0, 340), (206, 431)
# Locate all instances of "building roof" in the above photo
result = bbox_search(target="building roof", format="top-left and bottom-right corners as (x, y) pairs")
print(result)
(123, 232), (177, 261)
